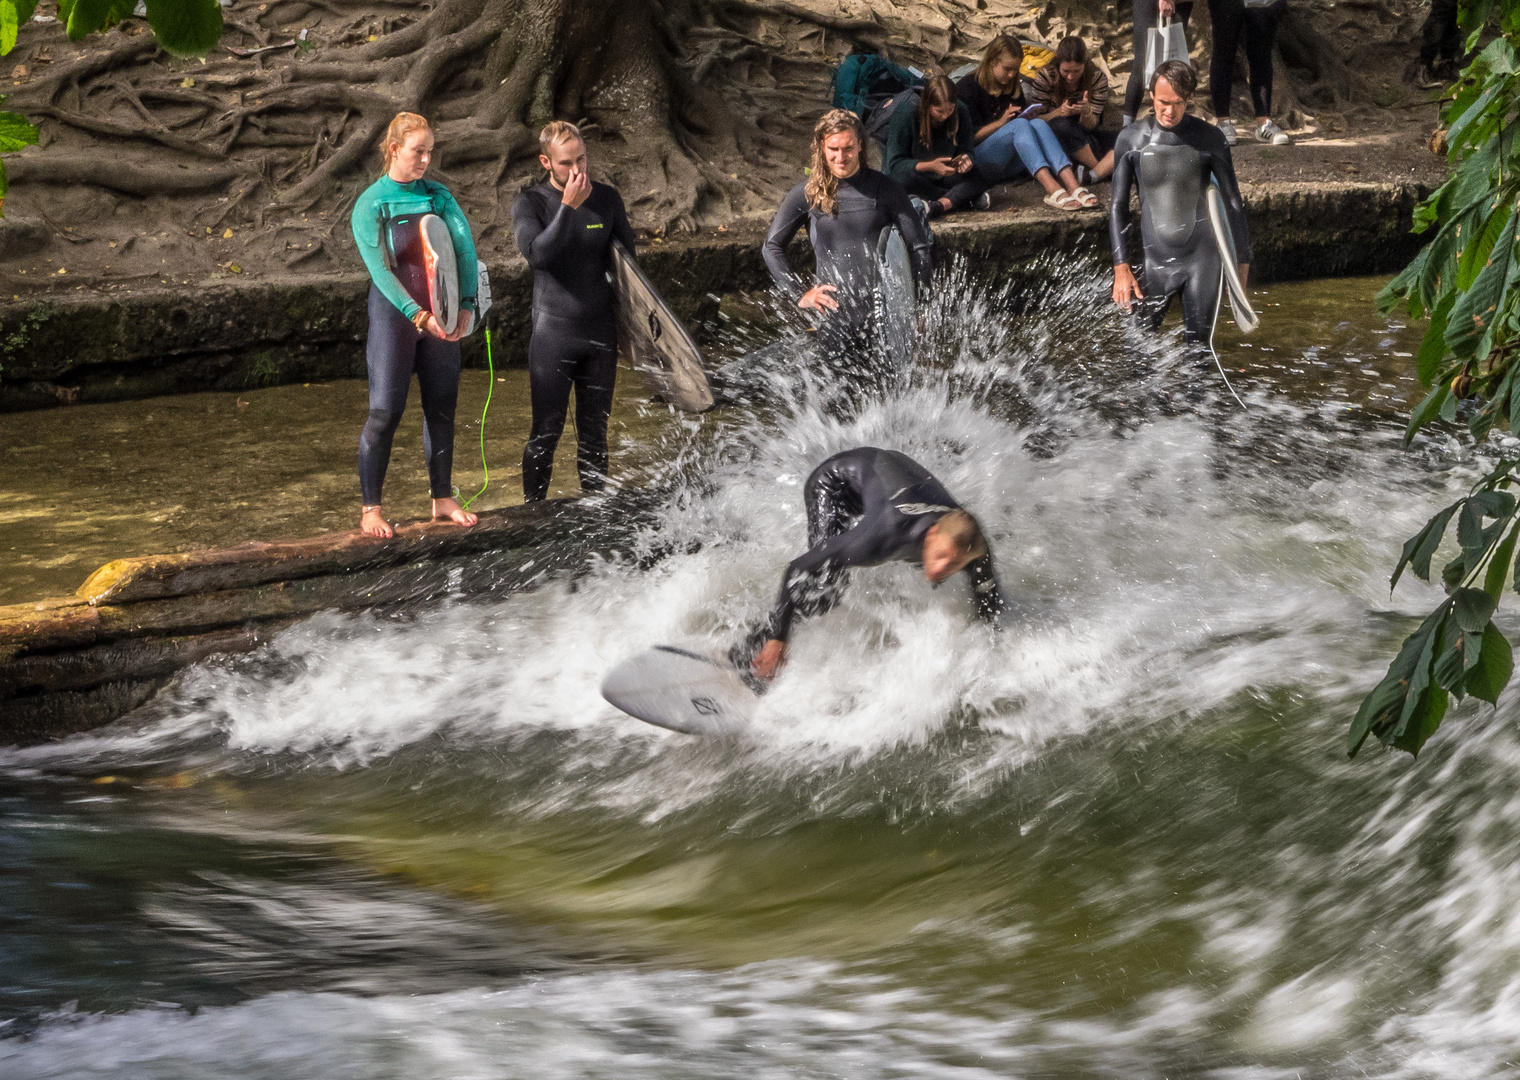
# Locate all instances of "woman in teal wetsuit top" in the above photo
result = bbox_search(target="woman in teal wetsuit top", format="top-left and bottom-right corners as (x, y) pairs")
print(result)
(350, 112), (479, 538)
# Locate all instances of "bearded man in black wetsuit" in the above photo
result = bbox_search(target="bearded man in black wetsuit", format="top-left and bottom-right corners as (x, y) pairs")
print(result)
(511, 121), (636, 501)
(762, 109), (933, 402)
(1110, 61), (1252, 345)
(747, 447), (1006, 682)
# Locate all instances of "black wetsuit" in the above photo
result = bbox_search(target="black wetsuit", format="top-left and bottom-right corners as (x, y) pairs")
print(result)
(511, 180), (636, 501)
(763, 168), (933, 393)
(765, 447), (1005, 643)
(1110, 114), (1251, 342)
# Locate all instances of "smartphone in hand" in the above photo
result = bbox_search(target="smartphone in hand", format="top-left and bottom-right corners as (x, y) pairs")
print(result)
(1019, 103), (1046, 119)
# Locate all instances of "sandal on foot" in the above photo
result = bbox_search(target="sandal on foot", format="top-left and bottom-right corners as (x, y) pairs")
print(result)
(1071, 186), (1100, 208)
(1043, 190), (1080, 211)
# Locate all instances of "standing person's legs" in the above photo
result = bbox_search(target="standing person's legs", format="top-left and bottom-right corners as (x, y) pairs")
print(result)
(522, 319), (578, 502)
(1124, 0), (1154, 120)
(1243, 2), (1285, 121)
(1125, 0), (1193, 119)
(358, 286), (418, 534)
(570, 340), (618, 492)
(1420, 0), (1460, 66)
(1208, 0), (1246, 118)
(412, 334), (463, 500)
(1178, 258), (1224, 344)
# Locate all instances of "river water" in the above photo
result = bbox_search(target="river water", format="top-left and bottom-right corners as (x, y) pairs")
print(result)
(5, 269), (1519, 1078)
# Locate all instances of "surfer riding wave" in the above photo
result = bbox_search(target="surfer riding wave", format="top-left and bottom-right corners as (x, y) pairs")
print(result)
(744, 447), (1006, 682)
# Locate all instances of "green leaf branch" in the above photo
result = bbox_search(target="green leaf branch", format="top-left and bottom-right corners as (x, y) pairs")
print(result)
(1360, 4), (1520, 757)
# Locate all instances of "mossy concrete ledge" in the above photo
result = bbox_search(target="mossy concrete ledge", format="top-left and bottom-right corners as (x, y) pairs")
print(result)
(0, 180), (1429, 412)
(0, 493), (659, 746)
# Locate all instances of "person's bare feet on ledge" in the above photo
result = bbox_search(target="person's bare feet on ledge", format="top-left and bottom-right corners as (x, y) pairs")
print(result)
(431, 497), (478, 527)
(360, 505), (393, 539)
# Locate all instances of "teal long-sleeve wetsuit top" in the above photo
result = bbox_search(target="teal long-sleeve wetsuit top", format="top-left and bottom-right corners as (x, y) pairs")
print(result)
(350, 174), (479, 321)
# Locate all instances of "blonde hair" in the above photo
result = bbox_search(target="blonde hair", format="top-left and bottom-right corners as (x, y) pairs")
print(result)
(916, 73), (960, 149)
(382, 112), (431, 170)
(932, 509), (988, 560)
(805, 109), (865, 216)
(538, 120), (584, 158)
(975, 34), (1024, 95)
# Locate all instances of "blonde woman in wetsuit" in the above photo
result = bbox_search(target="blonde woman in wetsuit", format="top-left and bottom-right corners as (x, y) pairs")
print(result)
(350, 112), (479, 539)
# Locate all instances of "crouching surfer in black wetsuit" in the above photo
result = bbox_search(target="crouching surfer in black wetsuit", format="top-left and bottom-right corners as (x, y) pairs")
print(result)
(763, 109), (933, 405)
(746, 447), (1006, 682)
(1110, 60), (1251, 345)
(512, 121), (636, 501)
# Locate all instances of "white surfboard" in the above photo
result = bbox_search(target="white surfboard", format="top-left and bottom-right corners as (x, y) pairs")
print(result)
(876, 226), (916, 360)
(419, 213), (461, 335)
(612, 242), (715, 413)
(1206, 184), (1259, 334)
(600, 645), (755, 735)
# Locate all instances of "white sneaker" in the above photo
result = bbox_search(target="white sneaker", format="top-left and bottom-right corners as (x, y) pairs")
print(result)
(1216, 118), (1238, 146)
(1256, 120), (1290, 145)
(973, 191), (992, 211)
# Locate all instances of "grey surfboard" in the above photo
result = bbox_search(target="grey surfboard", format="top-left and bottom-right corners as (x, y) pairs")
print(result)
(601, 645), (755, 735)
(876, 226), (916, 360)
(612, 242), (715, 413)
(1206, 184), (1259, 334)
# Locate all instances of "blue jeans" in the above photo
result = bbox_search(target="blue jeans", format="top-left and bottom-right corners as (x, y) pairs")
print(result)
(973, 118), (1073, 185)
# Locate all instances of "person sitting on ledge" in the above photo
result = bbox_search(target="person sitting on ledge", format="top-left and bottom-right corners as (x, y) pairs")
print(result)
(955, 34), (1097, 211)
(1029, 36), (1117, 183)
(881, 72), (990, 219)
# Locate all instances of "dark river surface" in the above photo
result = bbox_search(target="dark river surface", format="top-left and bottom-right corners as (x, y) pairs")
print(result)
(5, 269), (1517, 1078)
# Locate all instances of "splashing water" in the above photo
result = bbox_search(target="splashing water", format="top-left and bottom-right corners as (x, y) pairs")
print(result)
(6, 268), (1520, 1078)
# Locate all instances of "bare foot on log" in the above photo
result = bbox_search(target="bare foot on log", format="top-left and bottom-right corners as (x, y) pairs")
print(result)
(360, 505), (394, 539)
(431, 497), (478, 527)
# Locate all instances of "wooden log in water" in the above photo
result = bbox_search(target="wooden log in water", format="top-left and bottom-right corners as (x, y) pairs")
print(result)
(0, 493), (660, 743)
(77, 499), (578, 605)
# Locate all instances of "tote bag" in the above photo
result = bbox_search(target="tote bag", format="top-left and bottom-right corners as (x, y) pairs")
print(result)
(1144, 15), (1189, 85)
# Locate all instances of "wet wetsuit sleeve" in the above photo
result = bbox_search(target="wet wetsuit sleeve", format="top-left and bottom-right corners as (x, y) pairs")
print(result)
(432, 184), (478, 311)
(963, 554), (1006, 628)
(881, 174), (934, 298)
(767, 522), (886, 643)
(882, 102), (920, 187)
(351, 180), (422, 321)
(512, 189), (577, 270)
(763, 184), (810, 299)
(1207, 141), (1253, 264)
(1109, 129), (1139, 266)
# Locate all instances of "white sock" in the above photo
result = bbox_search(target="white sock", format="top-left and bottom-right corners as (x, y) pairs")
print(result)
(1123, 113), (1134, 126)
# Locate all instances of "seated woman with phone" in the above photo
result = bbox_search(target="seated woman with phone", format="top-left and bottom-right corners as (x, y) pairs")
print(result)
(954, 34), (1096, 210)
(1029, 36), (1117, 183)
(881, 73), (990, 219)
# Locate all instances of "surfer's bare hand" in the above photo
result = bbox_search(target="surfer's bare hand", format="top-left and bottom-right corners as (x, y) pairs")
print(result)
(418, 312), (449, 339)
(752, 639), (786, 681)
(799, 283), (839, 312)
(562, 167), (592, 209)
(1112, 263), (1144, 312)
(1238, 263), (1250, 287)
(445, 310), (474, 342)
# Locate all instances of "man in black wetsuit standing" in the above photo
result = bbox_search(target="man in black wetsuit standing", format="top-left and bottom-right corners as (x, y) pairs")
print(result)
(763, 109), (933, 398)
(748, 447), (1005, 681)
(1110, 60), (1251, 345)
(511, 121), (637, 501)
